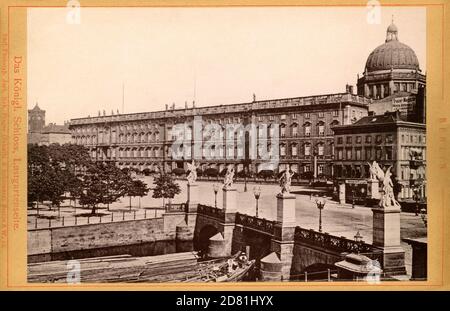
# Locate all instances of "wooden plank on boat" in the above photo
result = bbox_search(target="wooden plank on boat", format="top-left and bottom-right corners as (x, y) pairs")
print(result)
(28, 252), (200, 283)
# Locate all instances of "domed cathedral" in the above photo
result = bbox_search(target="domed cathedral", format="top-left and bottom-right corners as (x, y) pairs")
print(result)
(357, 19), (426, 123)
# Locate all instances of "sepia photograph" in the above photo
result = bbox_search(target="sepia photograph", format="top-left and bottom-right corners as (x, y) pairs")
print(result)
(24, 5), (428, 284)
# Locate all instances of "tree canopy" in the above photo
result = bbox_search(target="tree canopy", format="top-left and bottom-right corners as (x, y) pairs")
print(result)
(28, 143), (147, 214)
(152, 173), (181, 207)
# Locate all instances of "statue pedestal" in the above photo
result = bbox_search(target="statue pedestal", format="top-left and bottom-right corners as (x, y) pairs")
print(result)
(367, 179), (380, 199)
(372, 207), (406, 275)
(276, 192), (296, 227)
(187, 183), (199, 212)
(222, 187), (237, 213)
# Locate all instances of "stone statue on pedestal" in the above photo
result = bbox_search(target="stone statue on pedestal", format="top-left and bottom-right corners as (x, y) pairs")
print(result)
(372, 162), (401, 209)
(186, 160), (199, 185)
(367, 161), (378, 181)
(279, 165), (293, 194)
(223, 165), (235, 189)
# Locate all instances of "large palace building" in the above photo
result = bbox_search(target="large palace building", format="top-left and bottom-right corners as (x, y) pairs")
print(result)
(69, 92), (370, 177)
(68, 21), (426, 200)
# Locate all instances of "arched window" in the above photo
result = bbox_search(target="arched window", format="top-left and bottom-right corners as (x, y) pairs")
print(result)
(304, 122), (311, 137)
(291, 144), (298, 157)
(291, 123), (298, 137)
(304, 143), (311, 156)
(280, 124), (286, 137)
(317, 121), (325, 136)
(280, 144), (286, 156)
(317, 143), (324, 156)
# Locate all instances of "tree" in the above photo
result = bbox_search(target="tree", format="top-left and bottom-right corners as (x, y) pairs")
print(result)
(28, 143), (92, 212)
(28, 144), (66, 213)
(152, 173), (181, 209)
(78, 162), (131, 215)
(125, 179), (149, 210)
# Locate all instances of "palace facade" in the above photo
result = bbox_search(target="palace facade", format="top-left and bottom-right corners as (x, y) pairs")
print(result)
(69, 92), (370, 177)
(68, 21), (427, 200)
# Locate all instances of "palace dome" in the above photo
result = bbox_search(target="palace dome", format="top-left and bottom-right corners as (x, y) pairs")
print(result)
(365, 22), (420, 73)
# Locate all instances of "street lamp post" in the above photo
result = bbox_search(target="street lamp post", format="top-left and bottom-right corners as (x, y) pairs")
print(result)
(315, 194), (326, 233)
(412, 180), (423, 216)
(253, 186), (261, 218)
(351, 184), (356, 209)
(213, 183), (219, 208)
(420, 207), (427, 227)
(354, 230), (363, 254)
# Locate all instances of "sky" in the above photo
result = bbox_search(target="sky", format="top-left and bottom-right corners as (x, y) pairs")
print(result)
(27, 7), (426, 125)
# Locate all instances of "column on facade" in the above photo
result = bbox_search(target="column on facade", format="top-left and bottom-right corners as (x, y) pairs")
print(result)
(364, 84), (370, 97)
(389, 80), (395, 95)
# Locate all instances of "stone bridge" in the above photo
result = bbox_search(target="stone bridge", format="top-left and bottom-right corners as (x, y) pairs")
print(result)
(193, 203), (384, 280)
(184, 182), (406, 280)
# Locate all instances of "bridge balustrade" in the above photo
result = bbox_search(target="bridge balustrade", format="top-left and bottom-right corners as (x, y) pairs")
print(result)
(294, 227), (383, 262)
(235, 213), (276, 235)
(197, 204), (225, 221)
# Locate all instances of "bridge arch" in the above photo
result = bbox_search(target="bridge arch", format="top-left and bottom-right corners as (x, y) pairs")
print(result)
(194, 224), (220, 253)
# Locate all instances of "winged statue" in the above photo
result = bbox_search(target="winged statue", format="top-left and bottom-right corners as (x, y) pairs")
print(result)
(223, 165), (235, 189)
(186, 160), (199, 184)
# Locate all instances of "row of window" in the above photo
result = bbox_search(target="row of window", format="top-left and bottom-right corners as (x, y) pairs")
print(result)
(73, 122), (338, 145)
(72, 109), (349, 135)
(336, 146), (394, 161)
(337, 134), (394, 145)
(93, 142), (334, 160)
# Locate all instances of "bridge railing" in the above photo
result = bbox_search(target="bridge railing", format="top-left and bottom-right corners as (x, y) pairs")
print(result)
(235, 213), (276, 235)
(294, 227), (382, 261)
(197, 204), (225, 221)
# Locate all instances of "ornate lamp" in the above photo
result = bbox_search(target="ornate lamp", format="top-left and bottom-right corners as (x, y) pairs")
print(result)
(354, 230), (364, 254)
(315, 194), (326, 232)
(212, 183), (219, 208)
(253, 186), (261, 218)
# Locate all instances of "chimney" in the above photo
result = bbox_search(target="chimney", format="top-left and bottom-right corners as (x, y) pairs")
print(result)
(346, 84), (350, 93)
(165, 104), (168, 111)
(192, 100), (196, 108)
(349, 85), (354, 94)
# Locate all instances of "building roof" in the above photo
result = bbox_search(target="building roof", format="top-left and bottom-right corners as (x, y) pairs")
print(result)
(29, 102), (45, 112)
(332, 111), (426, 133)
(70, 92), (371, 126)
(365, 22), (420, 73)
(41, 123), (71, 134)
(353, 112), (400, 126)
